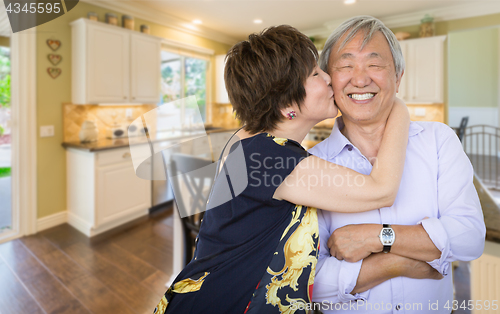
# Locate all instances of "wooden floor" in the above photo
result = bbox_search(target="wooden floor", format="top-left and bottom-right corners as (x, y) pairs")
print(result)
(0, 206), (174, 314)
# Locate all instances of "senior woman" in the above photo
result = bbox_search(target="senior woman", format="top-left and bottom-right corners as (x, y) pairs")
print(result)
(154, 25), (409, 314)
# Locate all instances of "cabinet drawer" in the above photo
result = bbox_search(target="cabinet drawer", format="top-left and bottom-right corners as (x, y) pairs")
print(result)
(97, 147), (134, 167)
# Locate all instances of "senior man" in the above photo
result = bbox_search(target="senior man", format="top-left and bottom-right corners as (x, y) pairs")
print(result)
(310, 16), (486, 313)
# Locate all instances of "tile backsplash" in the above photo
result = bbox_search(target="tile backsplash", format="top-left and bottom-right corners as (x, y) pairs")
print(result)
(211, 103), (240, 129)
(63, 103), (156, 142)
(407, 103), (444, 123)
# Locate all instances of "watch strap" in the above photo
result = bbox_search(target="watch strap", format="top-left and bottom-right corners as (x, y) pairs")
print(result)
(382, 224), (392, 253)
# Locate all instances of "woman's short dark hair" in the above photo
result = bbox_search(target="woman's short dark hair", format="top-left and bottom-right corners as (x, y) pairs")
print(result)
(224, 25), (318, 134)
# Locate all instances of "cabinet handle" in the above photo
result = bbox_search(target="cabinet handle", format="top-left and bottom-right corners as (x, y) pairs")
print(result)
(122, 152), (131, 158)
(123, 96), (127, 99)
(132, 97), (136, 100)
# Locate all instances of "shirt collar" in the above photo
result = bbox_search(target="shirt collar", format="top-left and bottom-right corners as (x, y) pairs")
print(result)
(325, 116), (424, 160)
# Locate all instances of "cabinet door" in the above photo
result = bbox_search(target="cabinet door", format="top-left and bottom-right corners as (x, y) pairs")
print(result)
(215, 55), (229, 104)
(130, 33), (161, 104)
(396, 41), (408, 102)
(87, 24), (130, 103)
(407, 37), (444, 103)
(96, 160), (151, 225)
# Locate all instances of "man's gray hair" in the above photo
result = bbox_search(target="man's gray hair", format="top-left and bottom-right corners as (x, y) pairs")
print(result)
(319, 16), (405, 79)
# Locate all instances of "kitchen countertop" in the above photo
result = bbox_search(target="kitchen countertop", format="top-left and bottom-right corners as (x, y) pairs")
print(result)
(474, 177), (500, 244)
(62, 128), (238, 152)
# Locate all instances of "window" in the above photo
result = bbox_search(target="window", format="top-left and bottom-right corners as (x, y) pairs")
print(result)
(159, 50), (208, 131)
(0, 45), (11, 233)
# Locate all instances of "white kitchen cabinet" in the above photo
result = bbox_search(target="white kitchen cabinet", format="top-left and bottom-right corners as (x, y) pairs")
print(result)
(130, 33), (161, 103)
(71, 18), (161, 104)
(471, 241), (500, 314)
(397, 36), (446, 104)
(66, 146), (151, 237)
(86, 22), (129, 103)
(215, 54), (230, 104)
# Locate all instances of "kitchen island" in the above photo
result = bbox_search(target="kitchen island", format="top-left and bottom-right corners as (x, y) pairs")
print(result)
(471, 177), (500, 313)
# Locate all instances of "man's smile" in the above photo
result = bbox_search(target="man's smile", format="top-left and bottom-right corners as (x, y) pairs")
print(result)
(348, 92), (376, 101)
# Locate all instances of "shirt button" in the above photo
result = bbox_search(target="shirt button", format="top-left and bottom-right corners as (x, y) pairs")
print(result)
(347, 145), (353, 151)
(396, 305), (401, 310)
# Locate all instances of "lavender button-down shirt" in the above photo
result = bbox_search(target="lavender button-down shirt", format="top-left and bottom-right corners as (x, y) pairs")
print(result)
(309, 117), (485, 314)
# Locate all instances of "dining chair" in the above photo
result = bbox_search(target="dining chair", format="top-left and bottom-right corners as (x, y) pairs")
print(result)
(166, 152), (214, 265)
(457, 116), (469, 142)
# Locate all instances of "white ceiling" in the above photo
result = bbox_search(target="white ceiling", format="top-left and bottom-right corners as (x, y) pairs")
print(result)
(138, 0), (470, 40)
(0, 0), (11, 38)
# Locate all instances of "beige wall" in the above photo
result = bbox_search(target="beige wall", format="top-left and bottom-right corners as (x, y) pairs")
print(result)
(448, 27), (498, 108)
(36, 2), (232, 219)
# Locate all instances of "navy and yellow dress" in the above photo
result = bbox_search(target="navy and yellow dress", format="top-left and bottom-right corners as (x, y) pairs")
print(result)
(154, 133), (320, 314)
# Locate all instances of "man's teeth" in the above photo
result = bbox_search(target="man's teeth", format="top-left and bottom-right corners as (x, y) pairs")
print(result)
(349, 93), (375, 100)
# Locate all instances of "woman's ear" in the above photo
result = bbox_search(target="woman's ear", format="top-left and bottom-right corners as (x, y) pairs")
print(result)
(280, 107), (293, 119)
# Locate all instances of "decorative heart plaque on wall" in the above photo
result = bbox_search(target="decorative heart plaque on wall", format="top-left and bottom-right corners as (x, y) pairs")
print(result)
(48, 54), (62, 66)
(47, 67), (61, 79)
(47, 39), (61, 51)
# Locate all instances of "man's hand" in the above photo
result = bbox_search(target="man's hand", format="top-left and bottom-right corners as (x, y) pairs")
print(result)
(329, 222), (442, 263)
(327, 224), (383, 262)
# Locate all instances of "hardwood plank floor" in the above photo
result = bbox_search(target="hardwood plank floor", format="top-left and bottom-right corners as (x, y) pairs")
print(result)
(0, 239), (89, 313)
(0, 261), (45, 314)
(0, 206), (174, 314)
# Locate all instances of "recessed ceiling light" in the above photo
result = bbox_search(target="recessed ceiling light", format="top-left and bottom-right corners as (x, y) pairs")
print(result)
(193, 19), (202, 24)
(254, 19), (263, 24)
(344, 0), (356, 4)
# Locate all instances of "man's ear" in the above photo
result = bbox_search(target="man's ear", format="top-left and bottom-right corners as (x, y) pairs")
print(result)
(396, 70), (404, 93)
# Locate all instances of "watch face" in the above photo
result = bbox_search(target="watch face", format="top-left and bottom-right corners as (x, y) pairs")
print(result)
(381, 228), (394, 245)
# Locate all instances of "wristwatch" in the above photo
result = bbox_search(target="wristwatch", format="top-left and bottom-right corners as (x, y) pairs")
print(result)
(379, 224), (395, 253)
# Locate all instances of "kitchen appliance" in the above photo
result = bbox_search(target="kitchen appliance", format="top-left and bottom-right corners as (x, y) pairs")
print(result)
(150, 131), (233, 209)
(106, 124), (127, 139)
(152, 140), (178, 207)
(127, 121), (147, 137)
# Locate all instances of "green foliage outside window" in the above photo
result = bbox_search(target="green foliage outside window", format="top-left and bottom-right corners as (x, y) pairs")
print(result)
(184, 58), (207, 120)
(0, 167), (10, 178)
(160, 53), (207, 121)
(0, 48), (10, 108)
